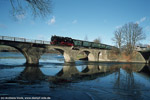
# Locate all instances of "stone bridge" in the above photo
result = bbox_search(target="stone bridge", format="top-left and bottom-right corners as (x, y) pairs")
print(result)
(0, 36), (111, 65)
(137, 49), (150, 64)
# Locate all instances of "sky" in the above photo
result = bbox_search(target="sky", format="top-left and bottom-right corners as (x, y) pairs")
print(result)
(0, 0), (150, 45)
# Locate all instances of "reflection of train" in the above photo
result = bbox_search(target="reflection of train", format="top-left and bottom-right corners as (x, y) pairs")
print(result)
(50, 35), (113, 49)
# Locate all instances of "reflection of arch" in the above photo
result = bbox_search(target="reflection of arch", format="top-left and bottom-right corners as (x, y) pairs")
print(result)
(56, 65), (79, 78)
(136, 65), (150, 81)
(148, 57), (150, 64)
(99, 65), (109, 72)
(138, 65), (150, 74)
(82, 65), (100, 74)
(48, 64), (120, 84)
(17, 65), (46, 82)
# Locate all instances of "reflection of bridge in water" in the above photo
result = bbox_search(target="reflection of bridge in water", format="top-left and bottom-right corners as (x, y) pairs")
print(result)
(17, 64), (119, 83)
(3, 63), (150, 99)
(16, 63), (149, 84)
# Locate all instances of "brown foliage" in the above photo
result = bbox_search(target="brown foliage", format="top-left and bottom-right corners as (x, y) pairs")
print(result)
(93, 37), (101, 43)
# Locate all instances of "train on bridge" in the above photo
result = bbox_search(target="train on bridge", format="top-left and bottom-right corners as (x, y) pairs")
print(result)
(50, 35), (113, 50)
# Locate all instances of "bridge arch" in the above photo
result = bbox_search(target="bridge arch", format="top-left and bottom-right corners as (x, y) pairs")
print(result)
(0, 44), (29, 63)
(138, 51), (150, 63)
(46, 47), (75, 62)
(53, 48), (64, 55)
(98, 52), (101, 61)
(0, 41), (47, 65)
(78, 50), (95, 61)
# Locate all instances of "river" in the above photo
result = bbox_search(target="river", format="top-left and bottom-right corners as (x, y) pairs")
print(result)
(0, 52), (150, 100)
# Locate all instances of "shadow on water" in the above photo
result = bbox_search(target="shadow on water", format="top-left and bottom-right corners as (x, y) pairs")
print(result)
(1, 62), (150, 99)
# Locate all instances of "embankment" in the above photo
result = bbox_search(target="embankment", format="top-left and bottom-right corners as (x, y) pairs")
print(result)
(99, 50), (146, 63)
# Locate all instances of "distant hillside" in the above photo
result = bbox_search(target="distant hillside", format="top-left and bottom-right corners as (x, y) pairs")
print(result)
(0, 45), (18, 52)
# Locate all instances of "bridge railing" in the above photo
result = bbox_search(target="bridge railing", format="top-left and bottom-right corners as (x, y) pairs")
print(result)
(0, 36), (50, 44)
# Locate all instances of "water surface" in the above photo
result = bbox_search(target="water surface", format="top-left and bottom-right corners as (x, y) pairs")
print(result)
(0, 52), (150, 100)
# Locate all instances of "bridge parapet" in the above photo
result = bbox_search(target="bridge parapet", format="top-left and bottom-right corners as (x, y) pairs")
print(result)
(0, 36), (50, 44)
(135, 46), (150, 52)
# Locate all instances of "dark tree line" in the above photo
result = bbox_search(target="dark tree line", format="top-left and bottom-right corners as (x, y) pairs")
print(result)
(112, 22), (145, 54)
(84, 35), (101, 43)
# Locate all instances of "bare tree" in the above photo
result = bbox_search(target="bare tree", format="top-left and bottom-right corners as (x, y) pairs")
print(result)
(9, 0), (52, 19)
(122, 22), (145, 54)
(112, 28), (124, 49)
(93, 37), (101, 43)
(113, 22), (145, 54)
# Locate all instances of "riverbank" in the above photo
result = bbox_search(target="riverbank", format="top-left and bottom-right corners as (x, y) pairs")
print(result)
(100, 50), (146, 63)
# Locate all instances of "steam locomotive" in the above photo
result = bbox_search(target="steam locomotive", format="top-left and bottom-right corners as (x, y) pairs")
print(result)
(50, 35), (113, 50)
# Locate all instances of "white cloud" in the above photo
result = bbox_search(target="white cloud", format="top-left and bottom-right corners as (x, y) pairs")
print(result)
(136, 17), (146, 24)
(47, 16), (56, 25)
(16, 14), (25, 21)
(72, 20), (77, 24)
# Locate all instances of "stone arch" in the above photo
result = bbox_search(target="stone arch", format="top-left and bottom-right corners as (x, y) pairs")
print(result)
(47, 47), (75, 62)
(98, 51), (101, 61)
(0, 42), (46, 65)
(54, 48), (64, 55)
(138, 51), (150, 64)
(54, 48), (73, 62)
(0, 44), (28, 63)
(78, 50), (95, 61)
(14, 46), (44, 65)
